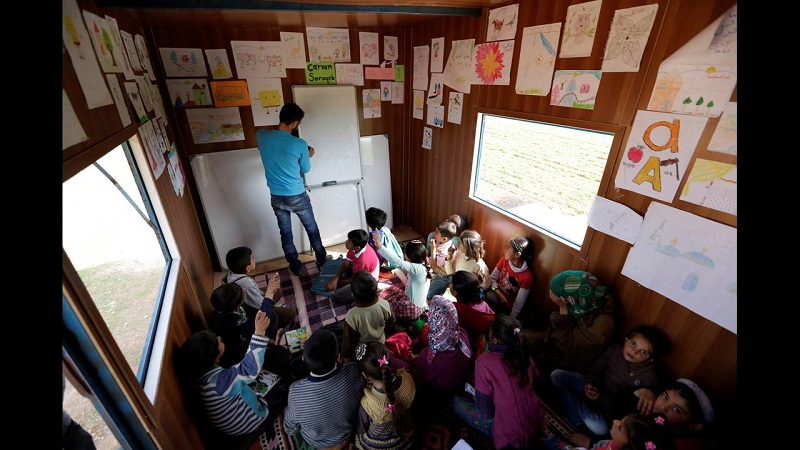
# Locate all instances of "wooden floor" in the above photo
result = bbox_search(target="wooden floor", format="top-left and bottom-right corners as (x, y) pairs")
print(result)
(214, 224), (423, 282)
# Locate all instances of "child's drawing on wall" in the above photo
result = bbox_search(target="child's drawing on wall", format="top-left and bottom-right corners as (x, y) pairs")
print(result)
(559, 0), (602, 58)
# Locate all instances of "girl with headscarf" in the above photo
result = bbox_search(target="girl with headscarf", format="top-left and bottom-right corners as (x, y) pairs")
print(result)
(409, 295), (472, 392)
(521, 270), (617, 377)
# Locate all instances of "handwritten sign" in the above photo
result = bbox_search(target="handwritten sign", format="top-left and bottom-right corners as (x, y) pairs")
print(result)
(305, 62), (336, 85)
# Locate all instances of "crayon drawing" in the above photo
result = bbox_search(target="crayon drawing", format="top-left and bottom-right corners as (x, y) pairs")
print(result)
(82, 11), (125, 74)
(413, 90), (425, 119)
(186, 107), (245, 144)
(358, 32), (380, 66)
(473, 40), (515, 85)
(391, 82), (404, 104)
(247, 77), (284, 127)
(104, 15), (135, 80)
(601, 4), (658, 73)
(647, 64), (735, 118)
(486, 3), (519, 42)
(123, 81), (148, 123)
(614, 110), (708, 202)
(447, 92), (464, 125)
(431, 37), (445, 73)
(230, 41), (286, 78)
(427, 73), (443, 106)
(515, 23), (561, 96)
(707, 102), (736, 155)
(550, 70), (601, 109)
(442, 39), (475, 94)
(134, 34), (156, 81)
(106, 74), (132, 127)
(120, 30), (142, 72)
(210, 80), (250, 107)
(158, 47), (208, 78)
(139, 120), (167, 179)
(280, 32), (307, 69)
(306, 28), (351, 62)
(384, 36), (399, 61)
(135, 75), (155, 112)
(621, 201), (736, 334)
(380, 81), (392, 101)
(362, 89), (381, 119)
(204, 49), (233, 79)
(335, 63), (364, 86)
(413, 45), (430, 91)
(679, 159), (737, 216)
(560, 0), (602, 58)
(422, 127), (433, 149)
(62, 0), (113, 109)
(166, 79), (212, 107)
(426, 105), (444, 128)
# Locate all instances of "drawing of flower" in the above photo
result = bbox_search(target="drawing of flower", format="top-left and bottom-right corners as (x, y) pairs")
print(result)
(604, 10), (656, 67)
(475, 42), (505, 84)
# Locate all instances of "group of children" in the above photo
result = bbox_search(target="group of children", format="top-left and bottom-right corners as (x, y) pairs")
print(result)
(176, 209), (717, 450)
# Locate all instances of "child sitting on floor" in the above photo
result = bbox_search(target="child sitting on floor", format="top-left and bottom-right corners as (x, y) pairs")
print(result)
(222, 246), (297, 329)
(342, 270), (396, 361)
(426, 214), (467, 254)
(372, 237), (432, 332)
(429, 220), (457, 276)
(355, 341), (416, 450)
(552, 325), (671, 446)
(328, 229), (381, 305)
(449, 270), (495, 357)
(365, 207), (404, 271)
(543, 413), (675, 450)
(427, 229), (491, 299)
(484, 236), (535, 322)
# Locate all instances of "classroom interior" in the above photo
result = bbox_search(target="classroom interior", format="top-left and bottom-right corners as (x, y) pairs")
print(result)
(62, 0), (738, 449)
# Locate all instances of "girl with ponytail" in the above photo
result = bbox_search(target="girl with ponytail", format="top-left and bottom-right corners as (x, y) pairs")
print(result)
(355, 342), (416, 450)
(453, 315), (546, 450)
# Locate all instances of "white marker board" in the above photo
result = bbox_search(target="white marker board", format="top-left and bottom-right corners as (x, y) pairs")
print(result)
(189, 148), (304, 269)
(292, 85), (363, 187)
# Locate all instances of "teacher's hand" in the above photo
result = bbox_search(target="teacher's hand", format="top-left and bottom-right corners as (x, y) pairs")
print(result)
(308, 146), (316, 158)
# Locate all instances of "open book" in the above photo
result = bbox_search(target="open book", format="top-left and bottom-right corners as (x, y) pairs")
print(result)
(284, 326), (310, 354)
(250, 369), (281, 399)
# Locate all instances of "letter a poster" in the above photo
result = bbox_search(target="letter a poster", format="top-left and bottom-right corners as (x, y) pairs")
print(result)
(614, 110), (707, 202)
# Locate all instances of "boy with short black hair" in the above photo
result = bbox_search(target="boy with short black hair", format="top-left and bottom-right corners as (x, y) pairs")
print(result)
(209, 282), (292, 375)
(365, 206), (403, 271)
(283, 328), (365, 449)
(327, 229), (380, 305)
(341, 270), (395, 360)
(430, 220), (457, 276)
(223, 246), (297, 329)
(177, 311), (281, 436)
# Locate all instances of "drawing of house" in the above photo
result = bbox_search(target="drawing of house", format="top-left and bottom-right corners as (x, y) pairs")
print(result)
(648, 70), (683, 112)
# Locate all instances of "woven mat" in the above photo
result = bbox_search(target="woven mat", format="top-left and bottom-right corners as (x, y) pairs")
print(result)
(252, 260), (403, 337)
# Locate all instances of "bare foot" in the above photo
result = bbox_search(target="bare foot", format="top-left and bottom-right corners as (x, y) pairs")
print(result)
(569, 433), (592, 448)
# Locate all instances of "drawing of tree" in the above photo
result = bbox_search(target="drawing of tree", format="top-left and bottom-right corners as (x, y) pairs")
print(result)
(682, 96), (692, 113)
(102, 28), (117, 67)
(694, 96), (705, 114)
(706, 100), (715, 116)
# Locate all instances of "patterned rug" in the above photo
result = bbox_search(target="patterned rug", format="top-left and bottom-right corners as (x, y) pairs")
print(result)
(252, 259), (403, 336)
(251, 255), (577, 450)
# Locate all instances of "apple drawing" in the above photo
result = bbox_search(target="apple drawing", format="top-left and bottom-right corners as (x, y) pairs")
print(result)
(627, 145), (643, 163)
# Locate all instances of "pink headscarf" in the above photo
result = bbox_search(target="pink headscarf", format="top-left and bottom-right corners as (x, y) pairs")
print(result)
(427, 295), (472, 363)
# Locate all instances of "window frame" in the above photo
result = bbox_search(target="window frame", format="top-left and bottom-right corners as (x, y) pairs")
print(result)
(62, 129), (181, 411)
(469, 107), (627, 256)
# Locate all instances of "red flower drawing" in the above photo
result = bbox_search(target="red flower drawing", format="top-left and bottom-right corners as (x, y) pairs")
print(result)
(475, 42), (505, 84)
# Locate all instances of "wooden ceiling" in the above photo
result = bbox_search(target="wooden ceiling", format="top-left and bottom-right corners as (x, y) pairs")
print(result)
(96, 0), (502, 28)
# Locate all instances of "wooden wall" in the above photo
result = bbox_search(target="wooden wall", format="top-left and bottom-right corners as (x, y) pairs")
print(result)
(406, 0), (737, 403)
(63, 0), (737, 448)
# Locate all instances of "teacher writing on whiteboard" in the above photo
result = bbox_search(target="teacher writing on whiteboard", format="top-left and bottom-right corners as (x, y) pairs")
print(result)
(257, 102), (328, 277)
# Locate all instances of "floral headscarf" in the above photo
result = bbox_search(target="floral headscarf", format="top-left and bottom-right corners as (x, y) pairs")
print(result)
(427, 295), (471, 363)
(549, 270), (608, 318)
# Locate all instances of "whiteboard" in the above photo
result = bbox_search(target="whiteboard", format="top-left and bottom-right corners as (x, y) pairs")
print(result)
(301, 182), (367, 250)
(292, 85), (363, 187)
(359, 134), (394, 230)
(190, 148), (304, 269)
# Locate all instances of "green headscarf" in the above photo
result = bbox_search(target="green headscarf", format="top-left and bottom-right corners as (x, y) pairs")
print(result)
(549, 270), (608, 318)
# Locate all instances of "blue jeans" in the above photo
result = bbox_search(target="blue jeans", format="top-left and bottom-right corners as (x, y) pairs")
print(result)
(453, 397), (494, 441)
(271, 192), (327, 272)
(550, 369), (610, 436)
(427, 274), (452, 299)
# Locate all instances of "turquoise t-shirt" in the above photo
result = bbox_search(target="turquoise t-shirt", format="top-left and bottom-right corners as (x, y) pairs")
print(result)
(256, 129), (310, 196)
